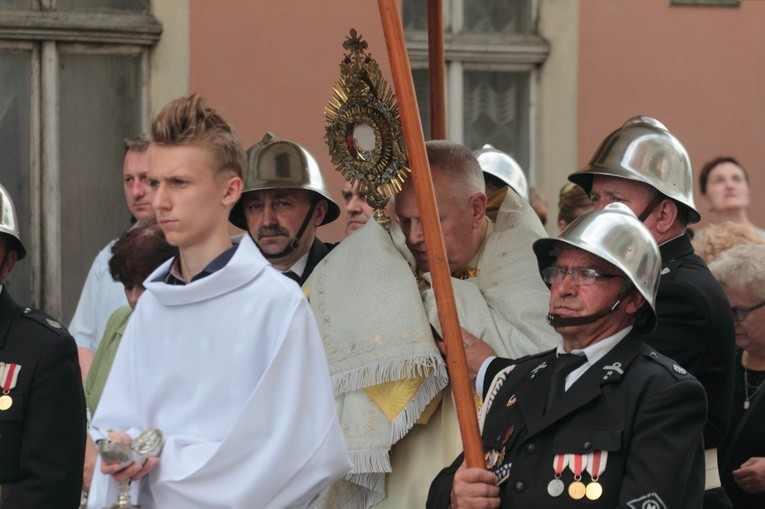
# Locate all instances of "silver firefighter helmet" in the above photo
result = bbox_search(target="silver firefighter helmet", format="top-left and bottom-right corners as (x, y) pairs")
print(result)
(474, 144), (528, 199)
(230, 132), (340, 229)
(0, 181), (26, 260)
(568, 116), (700, 223)
(532, 202), (661, 333)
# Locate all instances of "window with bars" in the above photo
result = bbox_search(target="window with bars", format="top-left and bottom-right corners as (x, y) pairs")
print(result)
(403, 0), (547, 177)
(0, 1), (159, 320)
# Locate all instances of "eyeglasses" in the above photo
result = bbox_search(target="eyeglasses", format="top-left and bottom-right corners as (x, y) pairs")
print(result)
(731, 301), (765, 322)
(542, 267), (625, 287)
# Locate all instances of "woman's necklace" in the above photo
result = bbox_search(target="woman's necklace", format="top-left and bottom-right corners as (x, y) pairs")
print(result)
(743, 366), (765, 410)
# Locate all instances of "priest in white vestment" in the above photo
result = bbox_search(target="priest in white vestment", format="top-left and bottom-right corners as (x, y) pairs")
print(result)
(306, 141), (559, 508)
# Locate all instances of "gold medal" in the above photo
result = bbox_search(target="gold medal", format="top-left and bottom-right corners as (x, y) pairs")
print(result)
(568, 480), (586, 500)
(567, 453), (587, 499)
(584, 450), (607, 500)
(586, 481), (603, 500)
(0, 394), (12, 411)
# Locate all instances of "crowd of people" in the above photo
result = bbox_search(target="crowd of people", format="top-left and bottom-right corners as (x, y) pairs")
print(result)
(0, 96), (762, 509)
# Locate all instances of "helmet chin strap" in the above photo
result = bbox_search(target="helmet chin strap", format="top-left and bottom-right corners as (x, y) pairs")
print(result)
(0, 249), (10, 283)
(258, 199), (318, 260)
(547, 296), (624, 328)
(637, 194), (665, 222)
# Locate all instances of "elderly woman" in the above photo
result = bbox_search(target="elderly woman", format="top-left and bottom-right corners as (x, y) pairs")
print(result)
(693, 221), (764, 264)
(709, 244), (765, 508)
(81, 225), (177, 502)
(698, 157), (765, 239)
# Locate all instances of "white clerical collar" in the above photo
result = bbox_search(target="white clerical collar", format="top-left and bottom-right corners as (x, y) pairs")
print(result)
(285, 251), (310, 279)
(556, 326), (633, 390)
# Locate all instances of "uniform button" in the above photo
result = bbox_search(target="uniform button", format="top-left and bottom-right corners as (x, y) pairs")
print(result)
(525, 443), (536, 454)
(514, 481), (525, 493)
(583, 441), (592, 450)
(495, 435), (502, 444)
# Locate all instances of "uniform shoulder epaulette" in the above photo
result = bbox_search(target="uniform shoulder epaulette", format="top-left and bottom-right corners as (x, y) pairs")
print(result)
(20, 307), (70, 336)
(642, 348), (690, 379)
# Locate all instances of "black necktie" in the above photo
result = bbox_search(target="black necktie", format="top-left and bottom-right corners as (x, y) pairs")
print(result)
(545, 353), (587, 413)
(282, 271), (301, 284)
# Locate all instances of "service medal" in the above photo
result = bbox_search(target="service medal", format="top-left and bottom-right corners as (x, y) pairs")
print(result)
(568, 454), (588, 500)
(586, 481), (603, 500)
(548, 454), (568, 497)
(585, 450), (608, 501)
(0, 363), (20, 411)
(547, 478), (565, 497)
(485, 448), (505, 469)
(568, 480), (586, 500)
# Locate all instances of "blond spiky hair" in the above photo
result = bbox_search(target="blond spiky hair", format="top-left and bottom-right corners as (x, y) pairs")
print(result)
(151, 94), (246, 179)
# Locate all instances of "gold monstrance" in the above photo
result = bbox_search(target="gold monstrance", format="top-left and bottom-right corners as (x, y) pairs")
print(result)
(324, 29), (410, 229)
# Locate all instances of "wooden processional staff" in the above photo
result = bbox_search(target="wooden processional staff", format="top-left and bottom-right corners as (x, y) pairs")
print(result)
(376, 0), (485, 469)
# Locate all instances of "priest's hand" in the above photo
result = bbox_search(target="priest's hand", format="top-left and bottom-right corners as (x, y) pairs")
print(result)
(436, 328), (497, 382)
(450, 461), (500, 509)
(100, 431), (160, 482)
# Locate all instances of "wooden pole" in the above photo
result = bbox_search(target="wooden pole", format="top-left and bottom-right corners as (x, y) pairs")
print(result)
(377, 0), (485, 469)
(427, 0), (446, 140)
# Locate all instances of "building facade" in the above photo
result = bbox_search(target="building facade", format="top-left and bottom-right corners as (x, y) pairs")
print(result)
(1, 0), (762, 320)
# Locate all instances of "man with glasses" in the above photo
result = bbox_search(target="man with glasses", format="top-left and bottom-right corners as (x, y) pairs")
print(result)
(568, 116), (735, 509)
(428, 204), (707, 509)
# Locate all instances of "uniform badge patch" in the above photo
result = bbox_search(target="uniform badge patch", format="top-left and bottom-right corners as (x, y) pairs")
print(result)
(672, 364), (687, 375)
(46, 318), (63, 329)
(529, 362), (548, 379)
(602, 362), (623, 380)
(627, 492), (667, 509)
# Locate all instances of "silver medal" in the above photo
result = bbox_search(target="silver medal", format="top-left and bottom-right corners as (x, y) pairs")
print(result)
(547, 478), (565, 497)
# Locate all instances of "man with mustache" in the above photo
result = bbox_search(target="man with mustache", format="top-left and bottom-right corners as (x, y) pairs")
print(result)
(229, 133), (340, 286)
(428, 204), (707, 509)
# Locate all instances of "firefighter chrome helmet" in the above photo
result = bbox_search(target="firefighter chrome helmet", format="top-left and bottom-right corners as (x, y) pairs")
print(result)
(568, 116), (700, 224)
(230, 132), (340, 230)
(474, 144), (529, 199)
(0, 181), (26, 260)
(533, 202), (660, 333)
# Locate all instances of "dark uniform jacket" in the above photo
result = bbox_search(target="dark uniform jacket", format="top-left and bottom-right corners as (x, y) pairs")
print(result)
(297, 238), (336, 286)
(427, 333), (707, 509)
(646, 233), (734, 448)
(0, 288), (86, 509)
(719, 349), (765, 509)
(646, 233), (735, 508)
